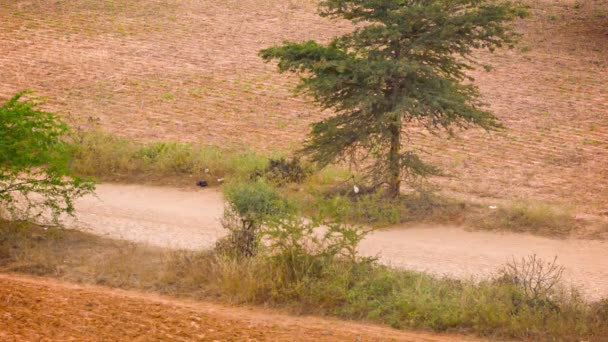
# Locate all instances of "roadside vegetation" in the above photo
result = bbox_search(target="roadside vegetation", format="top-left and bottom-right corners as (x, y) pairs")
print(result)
(1, 216), (607, 341)
(68, 130), (584, 237)
(69, 130), (268, 187)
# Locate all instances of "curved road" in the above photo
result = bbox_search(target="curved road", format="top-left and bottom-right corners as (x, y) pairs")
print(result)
(66, 184), (608, 300)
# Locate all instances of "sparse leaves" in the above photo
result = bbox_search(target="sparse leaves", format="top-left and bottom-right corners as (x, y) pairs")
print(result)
(499, 254), (565, 301)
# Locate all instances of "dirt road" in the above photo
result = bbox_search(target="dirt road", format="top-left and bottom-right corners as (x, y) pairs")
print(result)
(68, 184), (608, 300)
(0, 273), (483, 341)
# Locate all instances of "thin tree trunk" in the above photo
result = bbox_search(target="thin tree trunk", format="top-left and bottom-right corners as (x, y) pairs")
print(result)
(386, 42), (402, 198)
(387, 122), (401, 198)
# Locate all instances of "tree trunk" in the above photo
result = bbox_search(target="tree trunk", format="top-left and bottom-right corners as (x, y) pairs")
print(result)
(387, 122), (401, 198)
(387, 42), (402, 198)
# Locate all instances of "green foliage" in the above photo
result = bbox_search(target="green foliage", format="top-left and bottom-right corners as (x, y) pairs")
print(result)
(0, 92), (94, 222)
(218, 180), (373, 264)
(217, 181), (291, 258)
(223, 181), (289, 222)
(260, 0), (527, 196)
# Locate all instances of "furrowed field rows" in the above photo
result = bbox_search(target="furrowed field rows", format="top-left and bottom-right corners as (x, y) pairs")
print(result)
(1, 0), (607, 214)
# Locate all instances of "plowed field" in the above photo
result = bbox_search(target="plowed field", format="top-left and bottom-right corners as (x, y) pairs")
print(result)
(0, 0), (607, 212)
(0, 273), (482, 341)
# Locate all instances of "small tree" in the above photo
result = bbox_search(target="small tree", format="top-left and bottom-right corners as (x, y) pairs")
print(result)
(217, 181), (289, 258)
(260, 0), (527, 197)
(0, 92), (94, 223)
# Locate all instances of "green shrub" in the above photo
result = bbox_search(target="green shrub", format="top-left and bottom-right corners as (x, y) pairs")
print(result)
(0, 92), (94, 222)
(216, 181), (291, 258)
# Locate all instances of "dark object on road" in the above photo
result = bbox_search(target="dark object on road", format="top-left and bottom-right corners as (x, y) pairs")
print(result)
(196, 180), (208, 187)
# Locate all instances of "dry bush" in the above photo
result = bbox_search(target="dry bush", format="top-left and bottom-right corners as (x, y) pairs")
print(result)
(253, 157), (312, 186)
(499, 254), (565, 301)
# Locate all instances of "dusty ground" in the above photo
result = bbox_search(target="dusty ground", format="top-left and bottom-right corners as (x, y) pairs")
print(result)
(1, 0), (607, 216)
(64, 184), (608, 301)
(0, 273), (483, 341)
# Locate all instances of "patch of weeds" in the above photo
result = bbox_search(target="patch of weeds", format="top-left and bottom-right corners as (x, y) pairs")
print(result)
(161, 92), (175, 101)
(472, 201), (577, 236)
(188, 86), (209, 98)
(302, 188), (465, 227)
(69, 131), (267, 185)
(583, 139), (602, 147)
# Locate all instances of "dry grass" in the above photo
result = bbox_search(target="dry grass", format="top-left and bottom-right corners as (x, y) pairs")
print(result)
(2, 221), (608, 341)
(68, 131), (269, 186)
(470, 201), (580, 237)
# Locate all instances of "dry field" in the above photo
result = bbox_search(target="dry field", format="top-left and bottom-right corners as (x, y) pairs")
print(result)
(0, 273), (483, 341)
(1, 0), (607, 215)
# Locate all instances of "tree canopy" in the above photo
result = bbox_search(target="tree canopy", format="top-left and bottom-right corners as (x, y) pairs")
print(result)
(260, 0), (527, 197)
(0, 92), (94, 222)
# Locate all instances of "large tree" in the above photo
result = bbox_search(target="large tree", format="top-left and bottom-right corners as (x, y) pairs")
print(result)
(260, 0), (526, 197)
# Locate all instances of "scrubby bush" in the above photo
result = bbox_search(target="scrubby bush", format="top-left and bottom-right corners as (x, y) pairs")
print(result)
(216, 180), (373, 268)
(498, 254), (565, 303)
(252, 157), (311, 186)
(216, 181), (290, 258)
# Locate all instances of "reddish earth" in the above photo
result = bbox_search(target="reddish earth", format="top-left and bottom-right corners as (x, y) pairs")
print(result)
(0, 273), (483, 341)
(0, 0), (607, 216)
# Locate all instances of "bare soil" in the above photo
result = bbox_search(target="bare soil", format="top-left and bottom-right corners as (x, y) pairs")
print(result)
(0, 273), (483, 341)
(1, 0), (607, 216)
(66, 184), (608, 301)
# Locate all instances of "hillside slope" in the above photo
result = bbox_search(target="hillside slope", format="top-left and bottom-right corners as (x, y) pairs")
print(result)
(0, 0), (606, 213)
